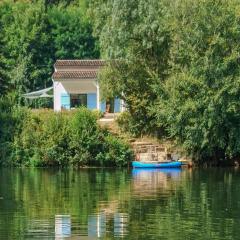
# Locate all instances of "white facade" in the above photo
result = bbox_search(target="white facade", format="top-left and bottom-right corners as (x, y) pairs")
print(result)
(53, 79), (100, 111)
(52, 60), (124, 113)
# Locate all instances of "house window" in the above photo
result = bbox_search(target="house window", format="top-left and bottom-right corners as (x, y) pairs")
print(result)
(70, 94), (87, 108)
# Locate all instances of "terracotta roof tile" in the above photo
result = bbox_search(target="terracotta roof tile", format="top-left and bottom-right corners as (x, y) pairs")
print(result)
(52, 71), (98, 79)
(55, 60), (105, 67)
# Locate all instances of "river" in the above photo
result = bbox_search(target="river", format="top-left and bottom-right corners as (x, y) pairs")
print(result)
(0, 168), (239, 239)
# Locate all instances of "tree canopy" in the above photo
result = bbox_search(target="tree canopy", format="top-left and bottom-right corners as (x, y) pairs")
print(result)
(90, 0), (240, 163)
(1, 0), (240, 163)
(156, 0), (240, 162)
(90, 0), (171, 134)
(0, 0), (99, 95)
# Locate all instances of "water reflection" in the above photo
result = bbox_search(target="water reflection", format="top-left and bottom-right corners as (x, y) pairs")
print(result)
(55, 215), (71, 239)
(114, 213), (128, 237)
(1, 168), (240, 239)
(87, 211), (129, 238)
(88, 213), (106, 238)
(132, 168), (182, 198)
(26, 219), (52, 238)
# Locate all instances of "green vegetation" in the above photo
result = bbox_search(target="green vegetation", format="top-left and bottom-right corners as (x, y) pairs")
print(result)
(0, 0), (98, 97)
(0, 168), (239, 239)
(91, 0), (240, 164)
(1, 0), (240, 165)
(0, 102), (133, 167)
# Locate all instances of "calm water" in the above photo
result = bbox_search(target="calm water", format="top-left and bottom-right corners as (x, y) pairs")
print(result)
(0, 168), (240, 239)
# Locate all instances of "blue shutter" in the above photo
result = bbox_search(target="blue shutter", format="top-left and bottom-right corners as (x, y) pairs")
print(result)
(61, 93), (70, 110)
(87, 93), (97, 110)
(114, 98), (121, 113)
(100, 101), (106, 112)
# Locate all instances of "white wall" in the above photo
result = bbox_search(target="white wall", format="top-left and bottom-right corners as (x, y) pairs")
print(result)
(53, 79), (126, 113)
(60, 80), (97, 93)
(54, 81), (67, 111)
(53, 79), (97, 111)
(120, 99), (125, 112)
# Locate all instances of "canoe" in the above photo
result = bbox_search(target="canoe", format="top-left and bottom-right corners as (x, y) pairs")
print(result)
(132, 161), (182, 168)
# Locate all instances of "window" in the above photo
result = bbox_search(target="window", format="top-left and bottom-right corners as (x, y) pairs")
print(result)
(70, 94), (87, 108)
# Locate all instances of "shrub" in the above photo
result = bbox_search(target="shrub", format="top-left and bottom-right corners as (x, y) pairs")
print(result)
(69, 107), (103, 166)
(96, 134), (134, 167)
(12, 110), (71, 166)
(0, 95), (28, 165)
(116, 112), (141, 137)
(2, 107), (134, 167)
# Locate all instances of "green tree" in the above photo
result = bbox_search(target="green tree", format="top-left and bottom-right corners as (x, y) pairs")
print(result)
(0, 0), (98, 99)
(3, 0), (53, 93)
(156, 0), (240, 163)
(90, 0), (171, 135)
(48, 4), (99, 59)
(0, 1), (10, 95)
(0, 52), (9, 95)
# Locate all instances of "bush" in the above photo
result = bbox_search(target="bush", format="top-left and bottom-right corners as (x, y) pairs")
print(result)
(116, 112), (142, 137)
(69, 107), (103, 166)
(1, 107), (134, 167)
(0, 95), (28, 165)
(96, 134), (134, 167)
(12, 110), (71, 166)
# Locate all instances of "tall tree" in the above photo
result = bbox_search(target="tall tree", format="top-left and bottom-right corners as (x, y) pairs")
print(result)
(156, 0), (240, 163)
(48, 4), (99, 59)
(0, 0), (99, 96)
(0, 1), (10, 95)
(90, 0), (171, 135)
(3, 1), (53, 93)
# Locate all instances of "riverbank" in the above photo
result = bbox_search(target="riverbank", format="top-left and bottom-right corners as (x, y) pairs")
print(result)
(1, 98), (238, 168)
(0, 104), (134, 167)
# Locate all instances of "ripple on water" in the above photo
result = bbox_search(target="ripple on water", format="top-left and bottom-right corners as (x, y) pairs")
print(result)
(0, 168), (239, 239)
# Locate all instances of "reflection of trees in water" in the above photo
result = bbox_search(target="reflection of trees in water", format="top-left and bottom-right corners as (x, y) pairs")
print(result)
(1, 168), (240, 239)
(0, 169), (26, 239)
(126, 169), (240, 239)
(92, 169), (183, 238)
(0, 168), (131, 238)
(0, 168), (194, 238)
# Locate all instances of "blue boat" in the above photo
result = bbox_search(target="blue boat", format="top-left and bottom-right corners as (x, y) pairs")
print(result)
(132, 161), (182, 168)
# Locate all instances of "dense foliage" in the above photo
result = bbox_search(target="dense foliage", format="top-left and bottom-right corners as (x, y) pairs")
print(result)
(0, 0), (99, 96)
(91, 0), (171, 135)
(157, 0), (240, 163)
(90, 0), (240, 164)
(0, 96), (26, 163)
(0, 104), (133, 167)
(1, 0), (240, 165)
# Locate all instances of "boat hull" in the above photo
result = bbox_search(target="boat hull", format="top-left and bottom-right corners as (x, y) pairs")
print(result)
(132, 161), (182, 168)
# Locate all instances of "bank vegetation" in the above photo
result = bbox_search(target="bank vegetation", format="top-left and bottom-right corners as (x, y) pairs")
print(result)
(0, 98), (133, 167)
(1, 0), (240, 166)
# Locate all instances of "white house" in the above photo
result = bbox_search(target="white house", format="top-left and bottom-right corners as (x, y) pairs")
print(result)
(52, 60), (123, 112)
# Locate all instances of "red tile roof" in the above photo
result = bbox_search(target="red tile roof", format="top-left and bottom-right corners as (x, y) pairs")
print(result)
(52, 71), (98, 79)
(55, 60), (105, 67)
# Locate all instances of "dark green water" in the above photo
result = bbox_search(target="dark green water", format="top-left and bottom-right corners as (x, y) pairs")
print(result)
(0, 168), (240, 239)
